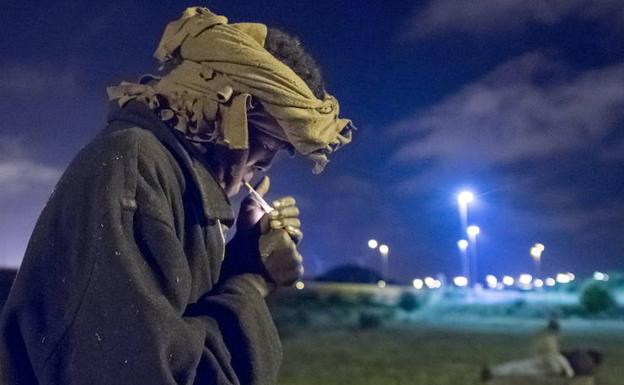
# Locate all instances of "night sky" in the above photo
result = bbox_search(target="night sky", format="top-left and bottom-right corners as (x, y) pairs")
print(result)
(1, 1), (623, 283)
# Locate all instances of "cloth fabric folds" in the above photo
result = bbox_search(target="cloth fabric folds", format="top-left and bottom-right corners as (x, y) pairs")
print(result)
(108, 6), (353, 173)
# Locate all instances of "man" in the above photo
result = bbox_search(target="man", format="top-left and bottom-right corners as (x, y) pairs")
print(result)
(0, 7), (352, 385)
(483, 319), (575, 381)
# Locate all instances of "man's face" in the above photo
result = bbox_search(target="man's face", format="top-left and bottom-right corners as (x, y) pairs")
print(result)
(221, 130), (289, 197)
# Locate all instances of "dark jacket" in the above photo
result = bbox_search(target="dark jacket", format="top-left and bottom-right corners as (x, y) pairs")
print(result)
(0, 102), (282, 385)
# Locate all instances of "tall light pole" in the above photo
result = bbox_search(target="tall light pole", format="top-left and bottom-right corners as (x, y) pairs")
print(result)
(530, 243), (545, 278)
(457, 191), (475, 235)
(457, 239), (469, 285)
(466, 225), (480, 286)
(379, 244), (389, 281)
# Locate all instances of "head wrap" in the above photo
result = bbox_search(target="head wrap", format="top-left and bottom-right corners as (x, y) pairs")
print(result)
(107, 7), (353, 173)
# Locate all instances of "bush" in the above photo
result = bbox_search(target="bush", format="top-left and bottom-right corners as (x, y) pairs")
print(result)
(356, 293), (375, 306)
(580, 281), (617, 314)
(397, 291), (420, 312)
(325, 292), (349, 306)
(358, 312), (382, 329)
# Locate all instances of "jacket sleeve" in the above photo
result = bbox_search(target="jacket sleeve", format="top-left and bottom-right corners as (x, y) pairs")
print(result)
(28, 130), (282, 385)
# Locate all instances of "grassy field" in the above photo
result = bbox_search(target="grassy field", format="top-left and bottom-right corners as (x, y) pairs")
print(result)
(269, 284), (624, 385)
(277, 325), (624, 385)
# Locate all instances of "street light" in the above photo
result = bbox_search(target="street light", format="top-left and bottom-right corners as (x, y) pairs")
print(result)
(453, 276), (468, 287)
(458, 191), (475, 205)
(467, 225), (480, 238)
(502, 276), (514, 286)
(457, 239), (469, 285)
(379, 244), (389, 281)
(518, 273), (533, 286)
(424, 276), (436, 289)
(368, 239), (378, 249)
(466, 225), (480, 285)
(485, 274), (498, 288)
(457, 191), (475, 235)
(556, 273), (571, 284)
(530, 243), (545, 278)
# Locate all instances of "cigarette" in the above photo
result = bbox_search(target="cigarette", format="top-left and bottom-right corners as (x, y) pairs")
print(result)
(243, 182), (274, 213)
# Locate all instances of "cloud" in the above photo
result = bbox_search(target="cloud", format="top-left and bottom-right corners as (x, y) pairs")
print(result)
(0, 136), (61, 197)
(393, 52), (624, 166)
(495, 171), (624, 234)
(0, 160), (61, 196)
(390, 52), (624, 239)
(407, 0), (624, 38)
(0, 63), (79, 97)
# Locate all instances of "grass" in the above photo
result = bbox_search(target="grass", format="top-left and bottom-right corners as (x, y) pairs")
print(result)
(277, 325), (624, 385)
(269, 284), (624, 385)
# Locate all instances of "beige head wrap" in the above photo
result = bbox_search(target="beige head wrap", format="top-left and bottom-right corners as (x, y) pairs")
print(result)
(107, 7), (353, 173)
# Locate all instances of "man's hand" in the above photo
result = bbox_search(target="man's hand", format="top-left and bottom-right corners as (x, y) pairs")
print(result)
(259, 229), (304, 287)
(268, 196), (303, 245)
(237, 175), (304, 244)
(223, 175), (304, 294)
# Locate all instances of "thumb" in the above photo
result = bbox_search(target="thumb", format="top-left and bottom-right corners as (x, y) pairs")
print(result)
(254, 175), (270, 198)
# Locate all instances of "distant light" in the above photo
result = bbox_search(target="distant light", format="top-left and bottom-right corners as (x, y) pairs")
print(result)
(467, 225), (480, 237)
(367, 239), (378, 249)
(453, 276), (468, 287)
(379, 244), (389, 256)
(433, 279), (442, 289)
(295, 281), (305, 290)
(485, 274), (498, 288)
(567, 272), (575, 281)
(534, 279), (544, 288)
(518, 274), (533, 285)
(457, 191), (475, 206)
(530, 243), (545, 259)
(593, 271), (608, 281)
(377, 280), (386, 288)
(412, 278), (424, 290)
(424, 276), (436, 289)
(545, 277), (556, 286)
(457, 239), (469, 251)
(502, 276), (514, 286)
(556, 273), (571, 284)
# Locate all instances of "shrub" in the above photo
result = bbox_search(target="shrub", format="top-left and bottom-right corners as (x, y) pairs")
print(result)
(356, 293), (375, 306)
(580, 281), (617, 314)
(325, 292), (348, 306)
(397, 291), (420, 312)
(358, 312), (382, 329)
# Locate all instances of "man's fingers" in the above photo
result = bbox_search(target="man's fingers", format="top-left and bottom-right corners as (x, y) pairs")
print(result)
(269, 218), (301, 229)
(275, 206), (299, 218)
(272, 196), (295, 208)
(285, 226), (303, 244)
(281, 218), (301, 229)
(254, 176), (271, 197)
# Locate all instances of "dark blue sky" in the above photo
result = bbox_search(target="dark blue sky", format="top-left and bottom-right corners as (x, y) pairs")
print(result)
(1, 1), (623, 283)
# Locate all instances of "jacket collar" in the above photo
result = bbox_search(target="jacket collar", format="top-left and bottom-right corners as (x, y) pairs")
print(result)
(107, 101), (236, 226)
